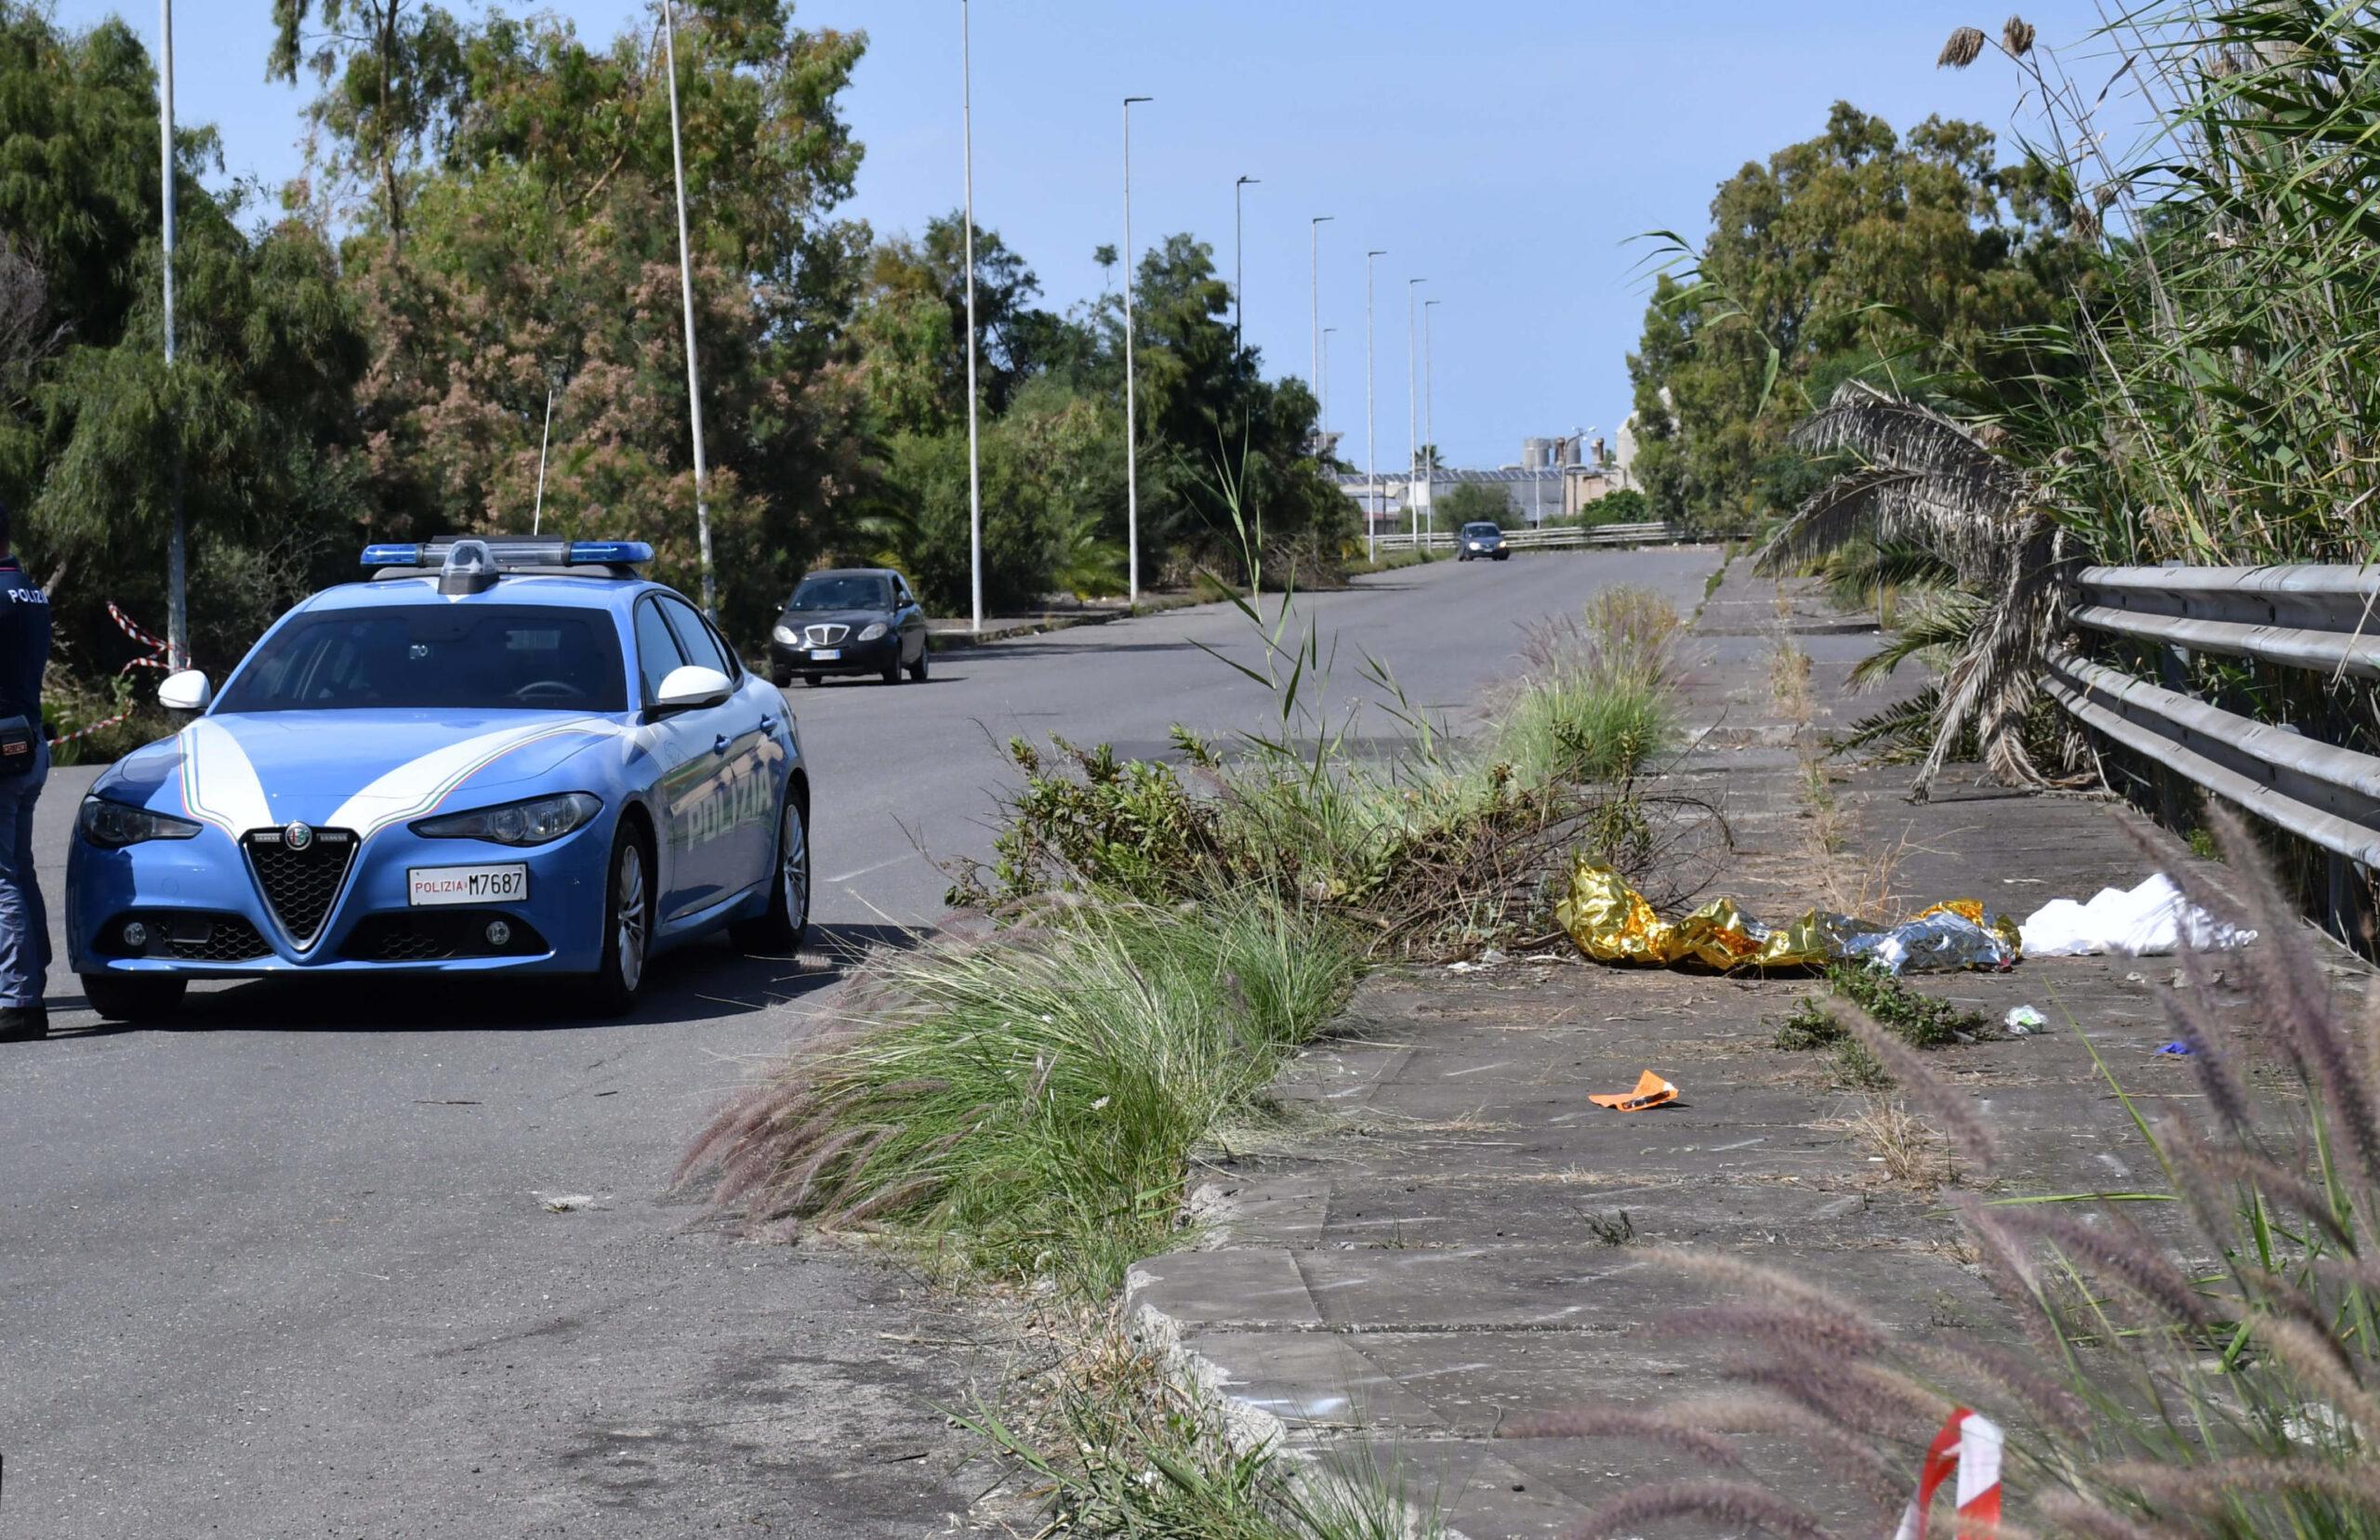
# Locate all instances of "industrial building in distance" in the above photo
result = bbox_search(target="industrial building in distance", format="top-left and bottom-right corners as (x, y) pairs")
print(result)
(1336, 432), (1633, 532)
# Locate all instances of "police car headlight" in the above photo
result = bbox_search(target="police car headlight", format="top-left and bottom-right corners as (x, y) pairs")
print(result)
(412, 792), (602, 847)
(857, 622), (889, 641)
(78, 796), (203, 849)
(773, 625), (798, 644)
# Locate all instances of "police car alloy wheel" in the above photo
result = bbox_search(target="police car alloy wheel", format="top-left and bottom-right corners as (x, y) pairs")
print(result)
(731, 792), (809, 954)
(585, 828), (650, 1014)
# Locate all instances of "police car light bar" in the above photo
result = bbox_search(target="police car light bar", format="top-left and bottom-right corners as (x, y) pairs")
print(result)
(361, 539), (654, 569)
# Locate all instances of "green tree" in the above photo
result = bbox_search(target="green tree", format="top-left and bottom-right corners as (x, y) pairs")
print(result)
(1626, 102), (2081, 531)
(267, 0), (467, 251)
(1, 3), (370, 672)
(1436, 480), (1509, 532)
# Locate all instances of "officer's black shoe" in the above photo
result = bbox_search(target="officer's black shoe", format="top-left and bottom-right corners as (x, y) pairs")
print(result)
(0, 1004), (47, 1041)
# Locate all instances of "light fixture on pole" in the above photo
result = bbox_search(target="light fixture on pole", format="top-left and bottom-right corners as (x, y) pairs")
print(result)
(662, 0), (716, 615)
(1406, 277), (1426, 542)
(1364, 249), (1383, 559)
(1423, 297), (1440, 535)
(160, 0), (186, 668)
(1309, 216), (1332, 400)
(1122, 94), (1151, 608)
(960, 0), (983, 632)
(1234, 176), (1259, 353)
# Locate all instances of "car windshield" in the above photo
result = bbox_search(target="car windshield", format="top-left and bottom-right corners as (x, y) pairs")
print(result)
(216, 604), (628, 714)
(1463, 522), (1501, 537)
(787, 574), (892, 612)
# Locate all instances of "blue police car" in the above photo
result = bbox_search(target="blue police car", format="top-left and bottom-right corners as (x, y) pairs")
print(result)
(65, 538), (808, 1020)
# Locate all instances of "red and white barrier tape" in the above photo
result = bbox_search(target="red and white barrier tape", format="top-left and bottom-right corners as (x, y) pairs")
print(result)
(46, 603), (178, 748)
(1893, 1408), (2003, 1540)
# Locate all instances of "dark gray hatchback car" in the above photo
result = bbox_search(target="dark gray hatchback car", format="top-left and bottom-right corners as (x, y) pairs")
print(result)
(767, 568), (930, 686)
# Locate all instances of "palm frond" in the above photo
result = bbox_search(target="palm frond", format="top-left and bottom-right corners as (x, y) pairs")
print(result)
(1789, 381), (2020, 494)
(1834, 682), (1945, 762)
(1848, 586), (1982, 692)
(1911, 517), (2073, 798)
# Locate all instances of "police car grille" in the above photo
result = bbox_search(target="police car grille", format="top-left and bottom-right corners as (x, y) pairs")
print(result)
(171, 916), (269, 962)
(244, 831), (357, 945)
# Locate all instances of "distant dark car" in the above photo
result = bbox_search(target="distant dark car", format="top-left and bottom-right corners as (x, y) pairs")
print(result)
(1457, 521), (1509, 561)
(768, 569), (929, 687)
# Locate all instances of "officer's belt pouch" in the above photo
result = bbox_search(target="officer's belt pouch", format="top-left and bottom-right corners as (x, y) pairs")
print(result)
(0, 716), (34, 777)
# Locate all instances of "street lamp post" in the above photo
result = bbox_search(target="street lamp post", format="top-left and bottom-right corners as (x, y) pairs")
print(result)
(1365, 250), (1384, 560)
(1424, 297), (1440, 536)
(1234, 176), (1259, 352)
(1320, 326), (1336, 436)
(1309, 216), (1332, 400)
(1122, 94), (1151, 607)
(662, 0), (716, 616)
(160, 0), (186, 667)
(1406, 277), (1425, 542)
(960, 0), (982, 632)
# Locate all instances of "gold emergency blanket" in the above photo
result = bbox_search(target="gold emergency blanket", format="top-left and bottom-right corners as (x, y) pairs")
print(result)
(1554, 859), (2021, 973)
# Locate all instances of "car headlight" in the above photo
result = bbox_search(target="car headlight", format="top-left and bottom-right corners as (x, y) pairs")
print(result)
(857, 622), (889, 642)
(77, 796), (204, 849)
(412, 792), (602, 847)
(773, 624), (798, 644)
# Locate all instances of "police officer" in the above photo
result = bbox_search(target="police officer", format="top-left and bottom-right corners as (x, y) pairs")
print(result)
(0, 495), (51, 1041)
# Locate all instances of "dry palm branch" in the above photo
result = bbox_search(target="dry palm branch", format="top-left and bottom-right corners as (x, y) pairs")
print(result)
(1758, 380), (2079, 799)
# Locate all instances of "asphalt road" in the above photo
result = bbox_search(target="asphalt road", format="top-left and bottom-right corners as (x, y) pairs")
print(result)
(0, 547), (1719, 1538)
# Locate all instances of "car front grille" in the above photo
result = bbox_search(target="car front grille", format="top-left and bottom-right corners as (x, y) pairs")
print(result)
(802, 624), (851, 647)
(340, 911), (547, 963)
(99, 911), (271, 962)
(243, 827), (358, 947)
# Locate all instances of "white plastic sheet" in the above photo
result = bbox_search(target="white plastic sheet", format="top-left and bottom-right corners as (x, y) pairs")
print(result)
(2017, 874), (2255, 958)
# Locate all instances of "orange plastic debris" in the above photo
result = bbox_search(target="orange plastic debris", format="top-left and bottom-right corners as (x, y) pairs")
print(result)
(1589, 1070), (1678, 1112)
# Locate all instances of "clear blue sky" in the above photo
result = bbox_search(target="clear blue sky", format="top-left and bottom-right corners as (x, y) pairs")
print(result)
(60, 0), (2124, 472)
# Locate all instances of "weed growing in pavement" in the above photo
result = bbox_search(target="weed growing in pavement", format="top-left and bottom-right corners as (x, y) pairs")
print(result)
(1768, 636), (1814, 722)
(1507, 808), (2380, 1538)
(1830, 1037), (1892, 1091)
(945, 583), (1720, 959)
(1582, 1209), (1635, 1246)
(680, 895), (1357, 1297)
(1776, 963), (1985, 1055)
(970, 1316), (1446, 1540)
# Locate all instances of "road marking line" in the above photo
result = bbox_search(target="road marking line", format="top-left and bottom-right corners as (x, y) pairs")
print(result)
(826, 853), (915, 884)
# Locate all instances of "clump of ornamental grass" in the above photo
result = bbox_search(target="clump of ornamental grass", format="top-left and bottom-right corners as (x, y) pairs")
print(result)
(677, 892), (1357, 1296)
(1501, 805), (2380, 1537)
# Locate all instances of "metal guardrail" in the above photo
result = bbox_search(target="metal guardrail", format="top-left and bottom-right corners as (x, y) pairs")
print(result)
(1370, 520), (1685, 553)
(2053, 563), (2380, 872)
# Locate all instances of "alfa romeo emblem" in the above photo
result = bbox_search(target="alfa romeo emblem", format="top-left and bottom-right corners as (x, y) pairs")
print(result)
(284, 822), (314, 851)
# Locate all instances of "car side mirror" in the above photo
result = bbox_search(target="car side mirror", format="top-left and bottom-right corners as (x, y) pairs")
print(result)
(158, 669), (212, 713)
(653, 665), (733, 715)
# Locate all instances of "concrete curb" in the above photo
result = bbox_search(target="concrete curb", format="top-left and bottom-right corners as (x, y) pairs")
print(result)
(925, 590), (1204, 651)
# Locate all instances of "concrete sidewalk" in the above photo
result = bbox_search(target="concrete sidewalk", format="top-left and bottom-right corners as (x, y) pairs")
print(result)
(1122, 567), (2361, 1536)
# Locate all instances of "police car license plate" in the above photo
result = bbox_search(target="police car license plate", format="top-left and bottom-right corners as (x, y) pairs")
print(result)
(408, 863), (529, 907)
(811, 648), (841, 661)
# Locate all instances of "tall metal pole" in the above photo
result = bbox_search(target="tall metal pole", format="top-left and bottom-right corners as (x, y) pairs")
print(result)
(160, 0), (186, 669)
(1404, 279), (1415, 542)
(1234, 176), (1258, 353)
(1424, 297), (1439, 536)
(1123, 95), (1150, 608)
(961, 0), (983, 632)
(662, 0), (716, 616)
(1321, 326), (1336, 437)
(1309, 216), (1332, 399)
(1364, 250), (1382, 560)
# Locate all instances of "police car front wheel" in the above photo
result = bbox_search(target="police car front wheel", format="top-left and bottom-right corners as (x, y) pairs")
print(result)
(82, 973), (187, 1022)
(580, 824), (652, 1016)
